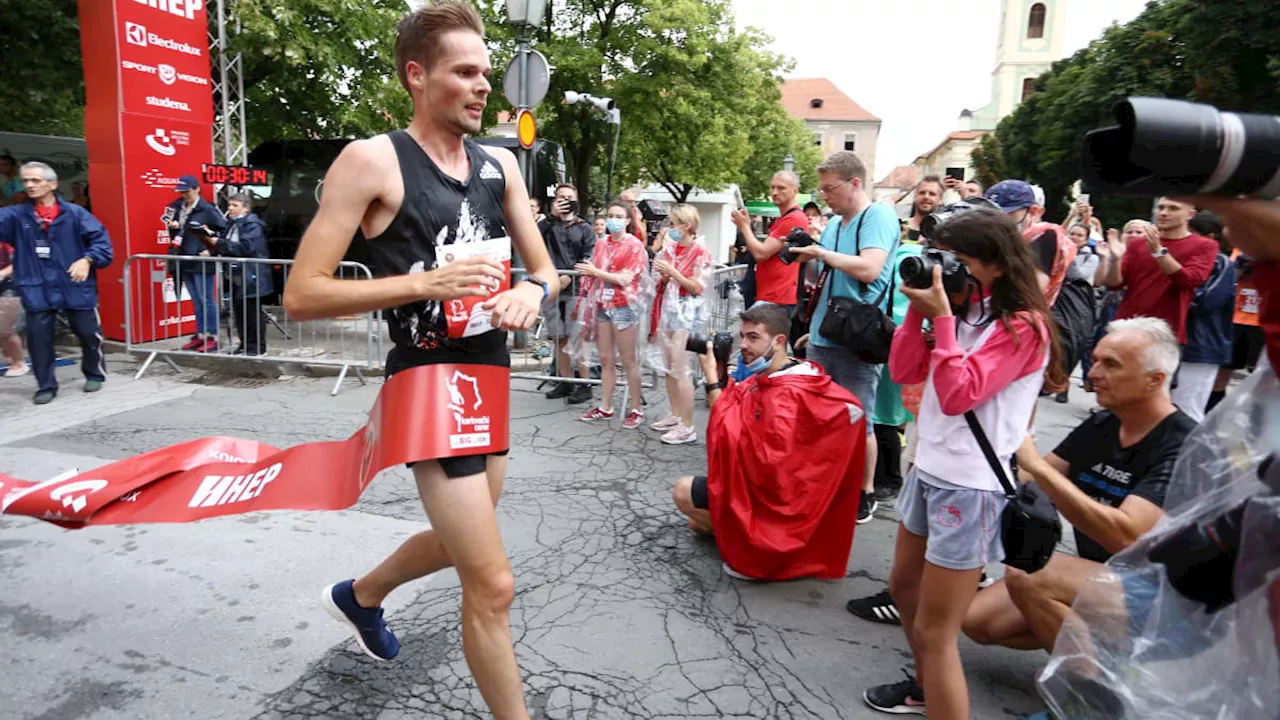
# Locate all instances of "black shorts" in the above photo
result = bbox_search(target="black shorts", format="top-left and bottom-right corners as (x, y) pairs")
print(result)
(690, 475), (709, 510)
(386, 337), (511, 479)
(1230, 324), (1264, 371)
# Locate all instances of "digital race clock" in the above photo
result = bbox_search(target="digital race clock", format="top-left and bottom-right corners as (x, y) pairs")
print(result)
(201, 164), (270, 186)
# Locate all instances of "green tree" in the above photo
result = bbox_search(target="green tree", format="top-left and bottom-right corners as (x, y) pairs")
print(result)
(990, 0), (1280, 225)
(231, 0), (411, 148)
(0, 0), (85, 137)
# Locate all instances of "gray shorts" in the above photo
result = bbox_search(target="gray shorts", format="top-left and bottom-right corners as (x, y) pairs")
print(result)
(807, 343), (881, 436)
(598, 304), (638, 331)
(541, 296), (575, 340)
(896, 467), (1007, 571)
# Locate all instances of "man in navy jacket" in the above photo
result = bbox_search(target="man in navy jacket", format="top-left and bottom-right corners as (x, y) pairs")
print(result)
(0, 162), (113, 404)
(208, 193), (273, 355)
(165, 174), (225, 352)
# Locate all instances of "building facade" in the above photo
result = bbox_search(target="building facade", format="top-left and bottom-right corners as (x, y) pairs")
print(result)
(780, 78), (881, 186)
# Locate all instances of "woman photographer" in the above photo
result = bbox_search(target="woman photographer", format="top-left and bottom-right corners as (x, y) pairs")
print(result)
(575, 201), (649, 429)
(863, 208), (1065, 719)
(648, 204), (712, 444)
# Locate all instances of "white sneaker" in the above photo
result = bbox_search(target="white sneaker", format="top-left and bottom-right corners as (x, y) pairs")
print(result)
(660, 423), (697, 445)
(722, 562), (758, 581)
(650, 413), (680, 431)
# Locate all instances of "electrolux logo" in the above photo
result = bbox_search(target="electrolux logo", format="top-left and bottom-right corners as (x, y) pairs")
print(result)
(124, 21), (204, 57)
(132, 0), (204, 22)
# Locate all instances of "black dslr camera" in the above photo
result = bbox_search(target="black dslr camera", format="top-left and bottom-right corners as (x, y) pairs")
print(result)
(777, 227), (814, 265)
(1083, 97), (1280, 199)
(686, 332), (734, 365)
(900, 248), (971, 294)
(919, 196), (1002, 240)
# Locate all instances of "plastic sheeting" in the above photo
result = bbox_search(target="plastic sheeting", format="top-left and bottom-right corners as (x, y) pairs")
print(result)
(644, 240), (714, 378)
(564, 236), (655, 371)
(1038, 363), (1280, 719)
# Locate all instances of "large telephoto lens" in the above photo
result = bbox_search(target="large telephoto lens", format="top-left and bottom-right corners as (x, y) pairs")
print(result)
(1082, 97), (1280, 199)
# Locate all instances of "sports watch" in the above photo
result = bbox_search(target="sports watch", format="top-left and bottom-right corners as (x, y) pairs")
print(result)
(1153, 247), (1170, 259)
(522, 276), (550, 301)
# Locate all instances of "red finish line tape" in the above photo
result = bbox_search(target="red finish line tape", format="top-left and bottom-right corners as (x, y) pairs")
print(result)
(0, 364), (509, 528)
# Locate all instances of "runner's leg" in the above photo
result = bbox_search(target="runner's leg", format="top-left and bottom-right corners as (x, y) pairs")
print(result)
(353, 454), (507, 608)
(414, 460), (527, 720)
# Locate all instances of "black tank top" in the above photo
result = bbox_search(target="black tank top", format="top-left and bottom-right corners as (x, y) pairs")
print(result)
(368, 131), (509, 353)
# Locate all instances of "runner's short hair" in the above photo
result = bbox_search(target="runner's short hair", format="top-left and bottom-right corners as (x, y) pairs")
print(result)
(395, 1), (485, 92)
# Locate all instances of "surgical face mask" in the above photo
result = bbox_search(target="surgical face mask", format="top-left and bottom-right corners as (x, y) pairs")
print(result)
(668, 228), (684, 242)
(605, 218), (626, 235)
(743, 341), (778, 375)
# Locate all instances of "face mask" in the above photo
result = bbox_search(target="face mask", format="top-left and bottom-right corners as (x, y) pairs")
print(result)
(744, 343), (777, 375)
(606, 218), (626, 235)
(668, 229), (683, 242)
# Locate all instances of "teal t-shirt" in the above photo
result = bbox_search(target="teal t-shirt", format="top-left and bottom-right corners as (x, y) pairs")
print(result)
(808, 201), (900, 348)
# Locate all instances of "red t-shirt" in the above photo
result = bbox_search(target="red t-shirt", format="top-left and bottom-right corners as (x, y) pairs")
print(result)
(755, 207), (807, 305)
(1113, 232), (1219, 343)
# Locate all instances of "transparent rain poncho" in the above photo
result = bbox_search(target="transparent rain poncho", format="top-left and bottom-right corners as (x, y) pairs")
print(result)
(1038, 362), (1280, 720)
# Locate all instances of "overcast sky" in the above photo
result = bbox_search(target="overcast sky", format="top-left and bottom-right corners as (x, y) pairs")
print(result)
(732, 0), (1150, 178)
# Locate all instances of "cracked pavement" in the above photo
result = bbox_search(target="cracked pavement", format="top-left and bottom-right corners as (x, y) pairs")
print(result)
(0, 355), (1089, 718)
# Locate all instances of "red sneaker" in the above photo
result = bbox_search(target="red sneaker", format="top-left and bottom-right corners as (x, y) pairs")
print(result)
(622, 410), (644, 430)
(197, 338), (219, 354)
(181, 336), (204, 351)
(579, 407), (614, 422)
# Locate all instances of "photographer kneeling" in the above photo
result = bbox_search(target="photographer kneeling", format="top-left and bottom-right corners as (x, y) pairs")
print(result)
(961, 317), (1195, 653)
(672, 302), (867, 581)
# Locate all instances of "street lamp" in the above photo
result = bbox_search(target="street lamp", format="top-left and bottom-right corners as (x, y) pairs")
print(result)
(504, 0), (547, 27)
(504, 0), (548, 189)
(782, 153), (795, 173)
(565, 91), (622, 200)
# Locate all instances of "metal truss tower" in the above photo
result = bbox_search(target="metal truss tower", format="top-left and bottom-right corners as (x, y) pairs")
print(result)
(209, 0), (247, 166)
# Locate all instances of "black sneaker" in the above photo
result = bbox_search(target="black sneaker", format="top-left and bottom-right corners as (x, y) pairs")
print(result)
(857, 492), (878, 524)
(873, 483), (901, 502)
(864, 669), (926, 715)
(545, 382), (571, 400)
(1055, 391), (1069, 404)
(845, 588), (901, 625)
(567, 384), (592, 405)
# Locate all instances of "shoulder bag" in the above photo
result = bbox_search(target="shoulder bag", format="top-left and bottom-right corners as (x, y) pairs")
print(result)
(965, 411), (1062, 573)
(810, 208), (898, 364)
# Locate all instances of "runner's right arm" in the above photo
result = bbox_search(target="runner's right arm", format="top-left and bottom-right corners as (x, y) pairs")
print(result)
(284, 139), (505, 322)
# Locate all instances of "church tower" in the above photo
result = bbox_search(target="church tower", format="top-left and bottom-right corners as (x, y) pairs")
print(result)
(970, 0), (1068, 131)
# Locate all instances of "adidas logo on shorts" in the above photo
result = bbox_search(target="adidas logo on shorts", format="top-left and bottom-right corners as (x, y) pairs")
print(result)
(479, 162), (502, 181)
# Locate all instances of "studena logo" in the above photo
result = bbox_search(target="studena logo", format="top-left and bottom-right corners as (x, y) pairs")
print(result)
(133, 0), (204, 22)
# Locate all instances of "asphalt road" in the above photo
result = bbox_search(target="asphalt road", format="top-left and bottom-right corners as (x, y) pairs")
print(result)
(0, 354), (1095, 719)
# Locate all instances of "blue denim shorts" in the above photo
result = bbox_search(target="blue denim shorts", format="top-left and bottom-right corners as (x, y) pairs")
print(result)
(598, 304), (637, 331)
(897, 467), (1007, 571)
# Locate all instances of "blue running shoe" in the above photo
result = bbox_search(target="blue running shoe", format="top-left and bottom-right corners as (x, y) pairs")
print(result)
(322, 579), (400, 661)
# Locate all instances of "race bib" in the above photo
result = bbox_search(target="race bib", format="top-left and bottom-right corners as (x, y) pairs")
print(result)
(1241, 288), (1260, 315)
(439, 237), (512, 338)
(36, 245), (51, 260)
(600, 287), (616, 303)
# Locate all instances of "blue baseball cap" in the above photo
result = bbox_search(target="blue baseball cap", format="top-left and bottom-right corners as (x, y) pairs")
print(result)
(986, 180), (1037, 213)
(175, 174), (200, 192)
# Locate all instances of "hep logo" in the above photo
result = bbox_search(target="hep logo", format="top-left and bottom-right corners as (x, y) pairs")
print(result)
(49, 480), (110, 514)
(125, 22), (148, 47)
(935, 505), (963, 529)
(146, 128), (176, 156)
(158, 64), (177, 86)
(446, 370), (483, 414)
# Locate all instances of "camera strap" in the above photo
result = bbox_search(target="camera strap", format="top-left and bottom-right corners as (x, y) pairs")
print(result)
(963, 410), (1019, 499)
(804, 209), (866, 320)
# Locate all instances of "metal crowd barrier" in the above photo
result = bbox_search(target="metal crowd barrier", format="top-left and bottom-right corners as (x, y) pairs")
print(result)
(706, 264), (748, 336)
(123, 254), (382, 396)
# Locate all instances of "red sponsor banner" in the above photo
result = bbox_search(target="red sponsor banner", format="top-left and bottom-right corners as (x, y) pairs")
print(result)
(0, 364), (510, 527)
(80, 0), (214, 342)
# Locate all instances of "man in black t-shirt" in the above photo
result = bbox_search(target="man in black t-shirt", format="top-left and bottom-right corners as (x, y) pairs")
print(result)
(962, 317), (1196, 654)
(538, 183), (595, 405)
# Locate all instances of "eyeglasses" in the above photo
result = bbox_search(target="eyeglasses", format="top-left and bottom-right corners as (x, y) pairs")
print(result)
(818, 179), (850, 195)
(20, 177), (50, 185)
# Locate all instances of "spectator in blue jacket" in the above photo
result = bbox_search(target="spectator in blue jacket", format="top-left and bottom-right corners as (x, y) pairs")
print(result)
(1177, 213), (1237, 422)
(165, 174), (225, 353)
(206, 193), (272, 355)
(0, 162), (113, 404)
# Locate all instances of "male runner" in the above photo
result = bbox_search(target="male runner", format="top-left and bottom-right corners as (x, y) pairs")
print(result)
(282, 3), (556, 718)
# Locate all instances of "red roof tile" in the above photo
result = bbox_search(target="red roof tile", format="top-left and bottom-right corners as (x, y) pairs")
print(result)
(780, 78), (879, 122)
